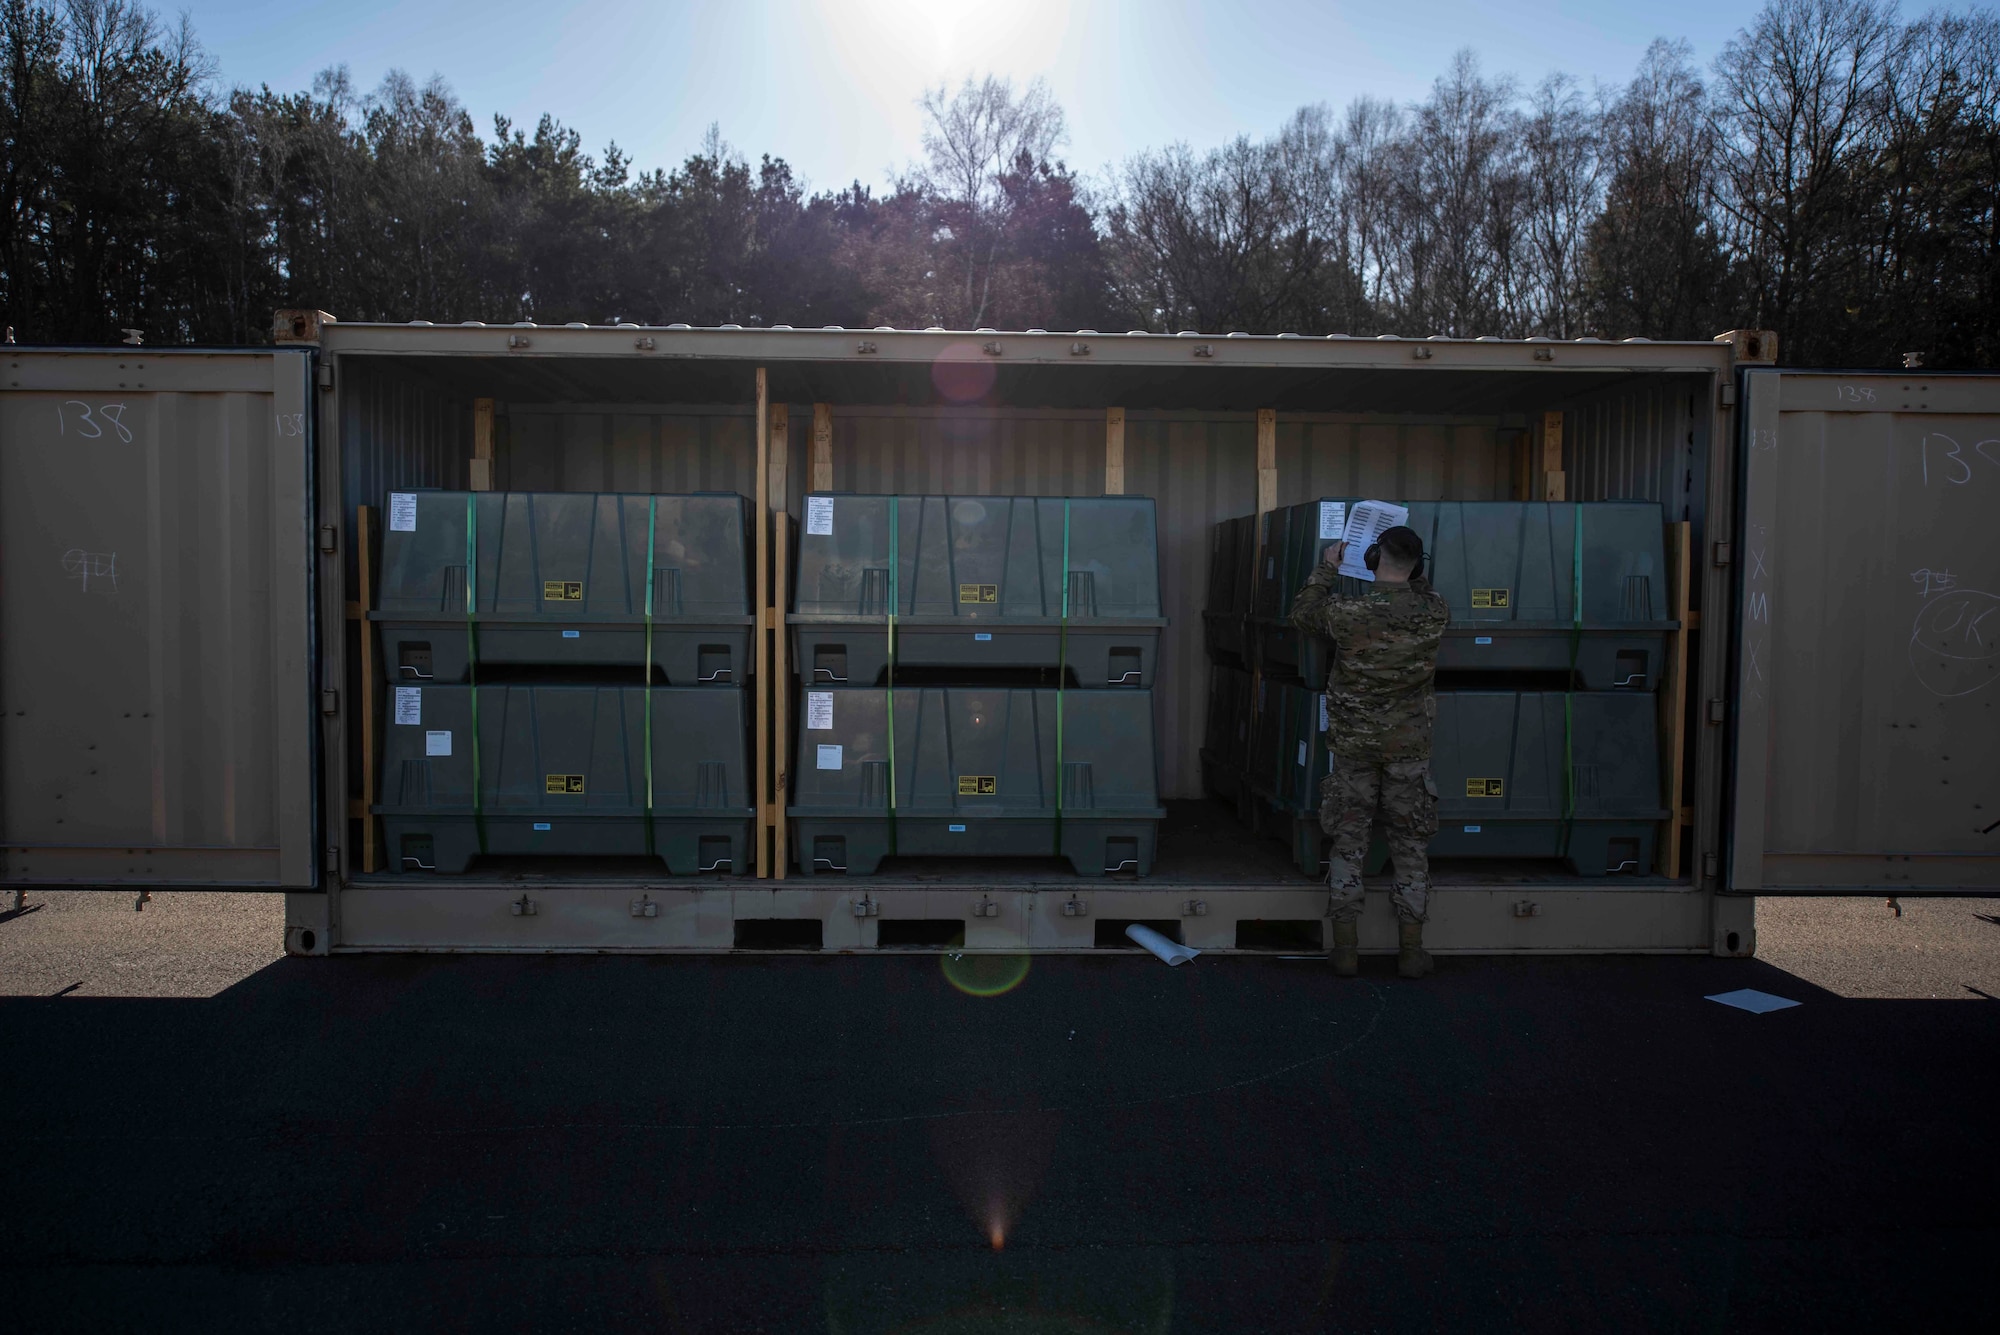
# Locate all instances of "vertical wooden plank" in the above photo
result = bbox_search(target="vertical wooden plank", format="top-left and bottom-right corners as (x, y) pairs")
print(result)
(1540, 410), (1566, 501)
(771, 403), (791, 879)
(470, 398), (495, 491)
(357, 505), (379, 874)
(1660, 521), (1693, 879)
(1255, 408), (1277, 515)
(1104, 407), (1126, 496)
(754, 370), (771, 878)
(811, 403), (833, 492)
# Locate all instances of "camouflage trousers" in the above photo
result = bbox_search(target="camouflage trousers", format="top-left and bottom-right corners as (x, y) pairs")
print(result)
(1319, 757), (1439, 924)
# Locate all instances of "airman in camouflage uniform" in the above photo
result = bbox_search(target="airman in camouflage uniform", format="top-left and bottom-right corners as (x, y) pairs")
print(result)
(1288, 525), (1448, 978)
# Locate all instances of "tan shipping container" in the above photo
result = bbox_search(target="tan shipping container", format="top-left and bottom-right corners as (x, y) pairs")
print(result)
(3, 326), (1992, 954)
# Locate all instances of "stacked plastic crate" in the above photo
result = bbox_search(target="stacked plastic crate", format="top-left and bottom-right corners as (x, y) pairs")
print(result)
(368, 491), (756, 875)
(785, 494), (1168, 876)
(1218, 498), (1676, 876)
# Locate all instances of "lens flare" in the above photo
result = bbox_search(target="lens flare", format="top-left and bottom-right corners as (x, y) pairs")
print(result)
(930, 341), (998, 402)
(941, 952), (1030, 997)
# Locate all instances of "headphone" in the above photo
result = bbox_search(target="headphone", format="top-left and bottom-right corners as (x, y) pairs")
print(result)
(1364, 533), (1429, 578)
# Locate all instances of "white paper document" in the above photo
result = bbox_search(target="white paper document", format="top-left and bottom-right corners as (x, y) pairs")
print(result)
(388, 492), (418, 532)
(425, 730), (452, 756)
(806, 692), (834, 730)
(1705, 988), (1801, 1014)
(1336, 499), (1410, 581)
(816, 743), (843, 770)
(805, 496), (834, 536)
(1317, 500), (1347, 540)
(394, 686), (421, 725)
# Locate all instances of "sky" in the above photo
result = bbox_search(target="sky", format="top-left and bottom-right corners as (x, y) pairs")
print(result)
(166, 0), (1957, 191)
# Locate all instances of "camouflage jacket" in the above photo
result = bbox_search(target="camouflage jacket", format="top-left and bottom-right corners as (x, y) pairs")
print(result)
(1288, 565), (1449, 763)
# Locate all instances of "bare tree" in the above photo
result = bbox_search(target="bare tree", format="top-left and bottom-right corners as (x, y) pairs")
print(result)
(1520, 74), (1604, 337)
(916, 74), (1067, 326)
(1713, 0), (1903, 352)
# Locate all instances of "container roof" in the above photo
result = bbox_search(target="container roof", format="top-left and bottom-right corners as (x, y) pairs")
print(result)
(319, 321), (1734, 413)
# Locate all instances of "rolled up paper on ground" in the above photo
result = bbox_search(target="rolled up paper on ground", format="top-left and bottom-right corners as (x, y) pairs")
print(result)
(1125, 923), (1199, 966)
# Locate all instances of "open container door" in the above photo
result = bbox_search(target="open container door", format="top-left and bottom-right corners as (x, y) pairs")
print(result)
(0, 350), (317, 888)
(1730, 369), (2000, 895)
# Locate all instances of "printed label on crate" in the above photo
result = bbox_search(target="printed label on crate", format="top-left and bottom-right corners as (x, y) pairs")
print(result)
(948, 824), (966, 833)
(425, 730), (452, 757)
(806, 692), (834, 730)
(533, 822), (551, 831)
(1318, 696), (1328, 731)
(1469, 588), (1511, 609)
(545, 774), (586, 794)
(543, 580), (584, 601)
(388, 492), (418, 532)
(1318, 501), (1347, 540)
(394, 686), (421, 725)
(805, 496), (834, 535)
(1474, 635), (1493, 645)
(957, 775), (998, 795)
(959, 583), (998, 603)
(1465, 778), (1505, 797)
(1296, 740), (1307, 766)
(562, 629), (581, 639)
(974, 632), (992, 641)
(1463, 824), (1482, 833)
(816, 743), (843, 770)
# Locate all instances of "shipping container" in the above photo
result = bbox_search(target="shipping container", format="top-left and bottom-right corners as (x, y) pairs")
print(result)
(3, 324), (1992, 956)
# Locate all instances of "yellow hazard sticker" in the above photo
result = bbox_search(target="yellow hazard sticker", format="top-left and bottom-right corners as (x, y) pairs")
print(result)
(1465, 778), (1505, 797)
(1470, 588), (1511, 609)
(546, 774), (586, 794)
(957, 775), (997, 795)
(958, 583), (998, 603)
(543, 581), (583, 601)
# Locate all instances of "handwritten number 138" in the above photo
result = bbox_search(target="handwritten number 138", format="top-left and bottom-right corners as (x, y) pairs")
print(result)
(56, 401), (132, 442)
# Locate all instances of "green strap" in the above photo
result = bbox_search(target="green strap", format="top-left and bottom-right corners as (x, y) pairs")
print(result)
(643, 497), (657, 857)
(465, 495), (488, 855)
(1559, 501), (1582, 862)
(884, 499), (898, 856)
(1055, 498), (1070, 858)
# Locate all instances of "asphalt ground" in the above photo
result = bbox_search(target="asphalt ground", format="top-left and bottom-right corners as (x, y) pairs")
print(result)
(2, 892), (1996, 1333)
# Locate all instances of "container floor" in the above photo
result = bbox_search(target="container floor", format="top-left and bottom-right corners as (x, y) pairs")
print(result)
(350, 799), (1687, 889)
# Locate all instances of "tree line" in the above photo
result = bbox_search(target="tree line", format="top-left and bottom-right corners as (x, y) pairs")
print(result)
(3, 0), (1996, 367)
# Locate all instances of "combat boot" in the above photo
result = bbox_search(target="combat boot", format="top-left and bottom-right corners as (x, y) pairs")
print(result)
(1396, 920), (1433, 978)
(1328, 919), (1359, 977)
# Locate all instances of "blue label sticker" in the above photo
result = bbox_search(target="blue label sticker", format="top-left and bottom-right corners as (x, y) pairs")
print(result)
(1474, 636), (1493, 645)
(562, 630), (581, 639)
(974, 633), (992, 641)
(1463, 825), (1481, 833)
(533, 822), (551, 831)
(948, 824), (966, 832)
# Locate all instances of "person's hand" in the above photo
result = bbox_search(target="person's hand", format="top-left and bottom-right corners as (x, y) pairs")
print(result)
(1323, 540), (1346, 568)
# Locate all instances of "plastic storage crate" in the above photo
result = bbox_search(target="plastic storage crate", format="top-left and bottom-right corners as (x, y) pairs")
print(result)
(375, 684), (753, 875)
(788, 686), (1165, 876)
(789, 495), (1165, 687)
(1254, 499), (1675, 690)
(372, 491), (752, 685)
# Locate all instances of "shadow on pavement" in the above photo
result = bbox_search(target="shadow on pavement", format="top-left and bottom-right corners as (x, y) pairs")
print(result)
(2, 951), (1995, 1332)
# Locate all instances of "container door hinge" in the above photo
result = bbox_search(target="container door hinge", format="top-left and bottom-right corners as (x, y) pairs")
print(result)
(1062, 896), (1089, 917)
(1718, 381), (1737, 406)
(1707, 698), (1725, 724)
(851, 894), (879, 917)
(318, 524), (339, 554)
(1512, 899), (1542, 918)
(1703, 852), (1719, 880)
(317, 362), (334, 390)
(511, 894), (538, 917)
(970, 896), (1000, 918)
(320, 689), (339, 716)
(1712, 541), (1732, 567)
(629, 895), (658, 919)
(1182, 898), (1208, 917)
(324, 846), (339, 875)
